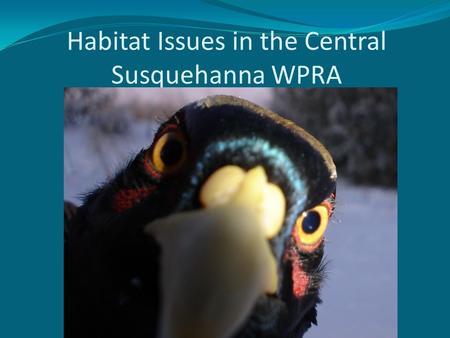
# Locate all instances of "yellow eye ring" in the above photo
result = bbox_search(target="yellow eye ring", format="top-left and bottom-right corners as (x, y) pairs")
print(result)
(145, 131), (187, 176)
(295, 205), (329, 250)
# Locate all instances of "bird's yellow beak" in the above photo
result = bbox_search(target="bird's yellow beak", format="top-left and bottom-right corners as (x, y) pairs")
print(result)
(145, 165), (286, 338)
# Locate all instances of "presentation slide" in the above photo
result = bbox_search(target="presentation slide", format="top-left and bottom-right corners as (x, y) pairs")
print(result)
(1, 1), (448, 338)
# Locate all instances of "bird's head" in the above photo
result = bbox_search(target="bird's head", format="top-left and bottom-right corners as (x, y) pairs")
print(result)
(65, 95), (337, 338)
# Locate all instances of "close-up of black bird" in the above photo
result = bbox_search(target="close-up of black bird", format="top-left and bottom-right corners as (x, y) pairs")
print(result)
(64, 95), (337, 338)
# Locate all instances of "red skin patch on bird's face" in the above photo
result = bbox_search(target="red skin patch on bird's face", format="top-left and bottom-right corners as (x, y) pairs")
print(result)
(143, 153), (163, 179)
(290, 193), (334, 284)
(286, 247), (310, 298)
(113, 186), (156, 212)
(323, 192), (336, 216)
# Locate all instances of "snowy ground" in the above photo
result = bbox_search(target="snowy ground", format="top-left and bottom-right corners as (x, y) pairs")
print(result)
(64, 88), (397, 338)
(308, 183), (397, 338)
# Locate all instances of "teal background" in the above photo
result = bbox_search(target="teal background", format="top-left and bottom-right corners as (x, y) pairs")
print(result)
(1, 0), (450, 49)
(0, 1), (449, 337)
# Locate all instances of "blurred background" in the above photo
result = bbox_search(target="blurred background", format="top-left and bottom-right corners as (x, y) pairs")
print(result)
(64, 88), (397, 338)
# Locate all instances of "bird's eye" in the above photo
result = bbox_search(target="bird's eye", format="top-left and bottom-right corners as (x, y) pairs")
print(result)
(294, 205), (329, 250)
(145, 130), (187, 176)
